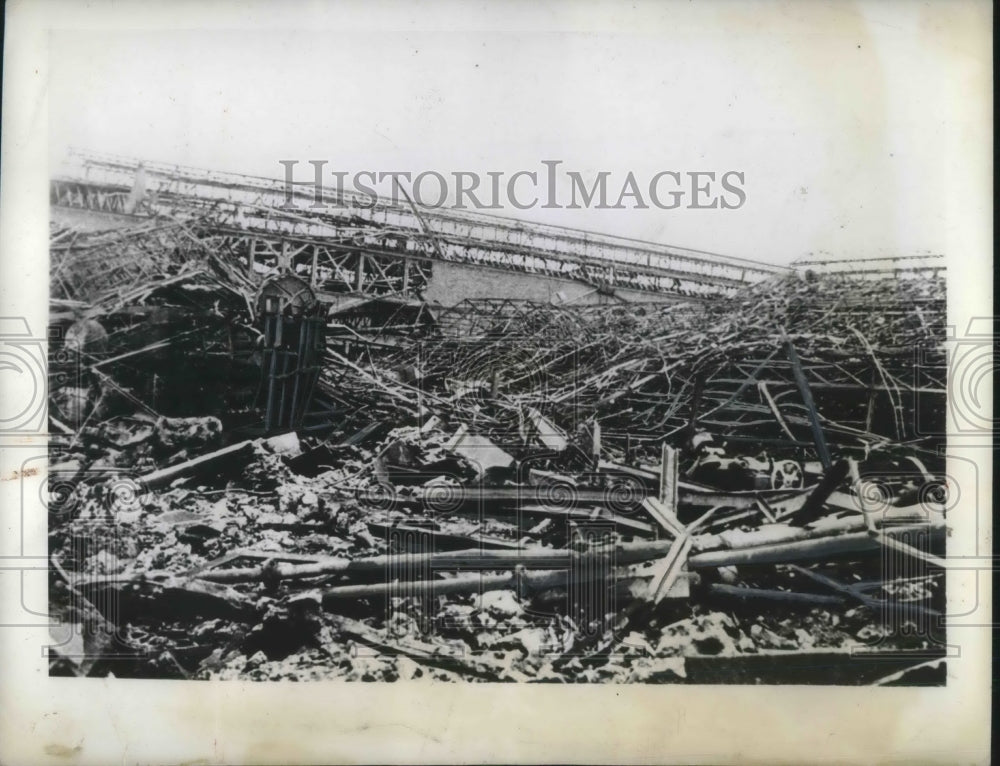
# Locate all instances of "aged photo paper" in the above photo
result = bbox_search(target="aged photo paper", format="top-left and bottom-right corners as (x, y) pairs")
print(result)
(0, 0), (992, 763)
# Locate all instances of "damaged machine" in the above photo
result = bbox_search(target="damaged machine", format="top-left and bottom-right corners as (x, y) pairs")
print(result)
(255, 274), (326, 434)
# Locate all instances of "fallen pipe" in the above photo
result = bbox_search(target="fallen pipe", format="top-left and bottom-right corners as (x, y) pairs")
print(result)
(195, 540), (677, 584)
(137, 432), (301, 490)
(321, 566), (636, 603)
(192, 512), (942, 585)
(688, 524), (943, 569)
(707, 583), (846, 606)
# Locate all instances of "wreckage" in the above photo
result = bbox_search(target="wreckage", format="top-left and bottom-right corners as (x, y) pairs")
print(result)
(47, 151), (948, 684)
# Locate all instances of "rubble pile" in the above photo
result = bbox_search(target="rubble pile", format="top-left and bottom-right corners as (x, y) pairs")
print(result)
(47, 221), (948, 684)
(338, 272), (945, 458)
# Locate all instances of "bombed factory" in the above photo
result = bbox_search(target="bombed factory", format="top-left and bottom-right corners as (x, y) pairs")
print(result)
(47, 151), (948, 684)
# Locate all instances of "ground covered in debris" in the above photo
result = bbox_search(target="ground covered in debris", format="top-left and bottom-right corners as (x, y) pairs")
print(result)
(48, 262), (949, 684)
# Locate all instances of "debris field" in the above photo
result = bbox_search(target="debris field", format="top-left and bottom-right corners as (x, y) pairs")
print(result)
(48, 214), (948, 684)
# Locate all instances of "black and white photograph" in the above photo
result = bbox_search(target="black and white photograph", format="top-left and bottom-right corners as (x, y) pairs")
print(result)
(0, 1), (992, 763)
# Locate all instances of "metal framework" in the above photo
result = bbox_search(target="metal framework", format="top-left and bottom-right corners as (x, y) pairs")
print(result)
(49, 220), (214, 305)
(434, 299), (567, 338)
(790, 254), (946, 280)
(52, 150), (791, 301)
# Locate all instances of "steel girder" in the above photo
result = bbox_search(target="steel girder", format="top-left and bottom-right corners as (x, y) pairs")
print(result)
(52, 152), (792, 300)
